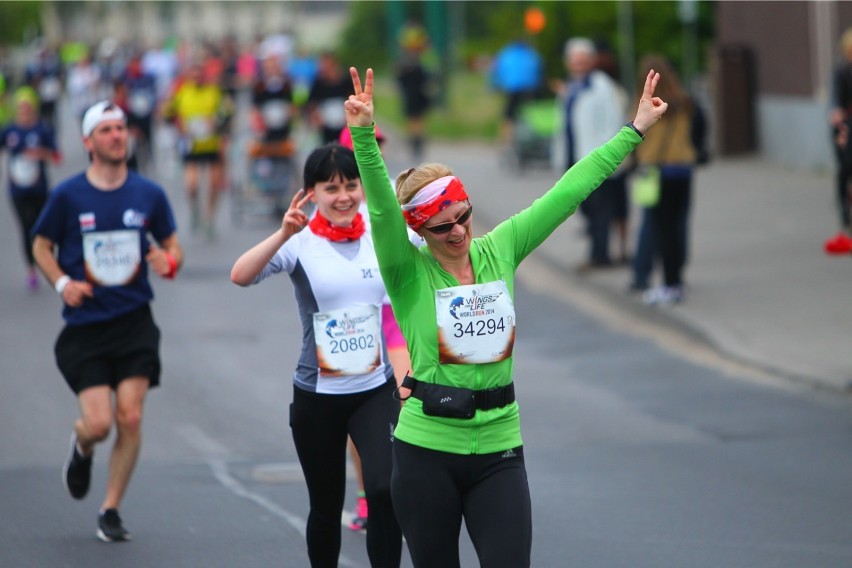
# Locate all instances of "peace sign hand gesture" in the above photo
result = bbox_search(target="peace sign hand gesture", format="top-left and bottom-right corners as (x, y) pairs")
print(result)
(632, 69), (668, 134)
(282, 188), (314, 239)
(345, 67), (374, 127)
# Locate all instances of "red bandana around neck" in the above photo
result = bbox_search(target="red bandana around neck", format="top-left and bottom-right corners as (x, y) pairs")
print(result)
(308, 210), (366, 242)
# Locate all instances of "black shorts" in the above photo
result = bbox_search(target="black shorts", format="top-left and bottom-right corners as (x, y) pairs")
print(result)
(54, 304), (161, 395)
(182, 152), (221, 164)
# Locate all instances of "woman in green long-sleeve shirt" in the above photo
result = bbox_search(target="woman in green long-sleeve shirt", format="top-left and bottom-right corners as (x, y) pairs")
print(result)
(346, 66), (667, 568)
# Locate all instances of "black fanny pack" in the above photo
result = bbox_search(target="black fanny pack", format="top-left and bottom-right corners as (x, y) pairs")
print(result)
(397, 375), (515, 420)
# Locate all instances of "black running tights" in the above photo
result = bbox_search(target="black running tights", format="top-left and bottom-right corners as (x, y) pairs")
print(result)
(391, 439), (532, 568)
(11, 193), (47, 266)
(290, 380), (402, 568)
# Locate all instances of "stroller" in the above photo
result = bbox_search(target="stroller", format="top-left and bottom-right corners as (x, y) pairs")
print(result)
(232, 137), (296, 226)
(511, 98), (557, 171)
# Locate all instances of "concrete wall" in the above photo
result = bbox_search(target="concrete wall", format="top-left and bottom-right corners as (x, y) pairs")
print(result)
(716, 1), (852, 169)
(759, 96), (833, 171)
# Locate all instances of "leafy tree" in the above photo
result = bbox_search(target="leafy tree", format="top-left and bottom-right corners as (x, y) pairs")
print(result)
(0, 1), (42, 46)
(340, 1), (714, 86)
(338, 1), (390, 72)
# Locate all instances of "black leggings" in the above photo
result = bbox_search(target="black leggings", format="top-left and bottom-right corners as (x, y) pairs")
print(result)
(290, 380), (402, 568)
(391, 440), (532, 568)
(835, 121), (852, 229)
(651, 176), (692, 287)
(11, 193), (47, 267)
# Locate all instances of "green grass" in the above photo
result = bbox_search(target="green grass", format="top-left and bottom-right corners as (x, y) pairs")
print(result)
(374, 71), (503, 142)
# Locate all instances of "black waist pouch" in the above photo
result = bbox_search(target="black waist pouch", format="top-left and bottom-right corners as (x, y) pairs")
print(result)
(418, 382), (477, 419)
(399, 375), (515, 420)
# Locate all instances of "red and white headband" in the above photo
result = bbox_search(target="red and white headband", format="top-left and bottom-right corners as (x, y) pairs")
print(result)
(401, 176), (469, 231)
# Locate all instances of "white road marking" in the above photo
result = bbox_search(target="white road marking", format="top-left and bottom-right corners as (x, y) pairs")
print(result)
(179, 423), (364, 565)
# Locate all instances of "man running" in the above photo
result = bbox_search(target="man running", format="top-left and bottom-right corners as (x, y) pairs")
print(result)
(32, 101), (183, 542)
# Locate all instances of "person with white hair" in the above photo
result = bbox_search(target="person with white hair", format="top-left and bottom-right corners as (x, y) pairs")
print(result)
(31, 101), (183, 542)
(555, 37), (628, 270)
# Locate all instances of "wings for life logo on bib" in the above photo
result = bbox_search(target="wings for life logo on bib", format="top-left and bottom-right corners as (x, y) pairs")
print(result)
(81, 210), (146, 287)
(313, 306), (382, 377)
(436, 282), (516, 365)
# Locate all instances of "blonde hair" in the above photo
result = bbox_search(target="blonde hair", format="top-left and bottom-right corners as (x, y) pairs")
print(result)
(394, 163), (454, 205)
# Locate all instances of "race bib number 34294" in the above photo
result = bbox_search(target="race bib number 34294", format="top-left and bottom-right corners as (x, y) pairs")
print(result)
(435, 281), (515, 365)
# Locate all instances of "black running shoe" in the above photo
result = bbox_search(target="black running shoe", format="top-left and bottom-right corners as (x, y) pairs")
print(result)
(63, 434), (92, 500)
(97, 508), (131, 542)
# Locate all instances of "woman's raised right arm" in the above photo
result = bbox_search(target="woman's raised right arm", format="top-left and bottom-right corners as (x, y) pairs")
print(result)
(347, 68), (418, 286)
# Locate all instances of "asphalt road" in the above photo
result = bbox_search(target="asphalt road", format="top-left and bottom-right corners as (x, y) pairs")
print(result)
(2, 98), (852, 567)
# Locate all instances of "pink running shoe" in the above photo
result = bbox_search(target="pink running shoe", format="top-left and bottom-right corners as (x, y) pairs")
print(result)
(348, 495), (368, 532)
(27, 269), (39, 292)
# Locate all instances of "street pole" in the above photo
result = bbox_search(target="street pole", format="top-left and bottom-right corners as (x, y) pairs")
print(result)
(616, 0), (636, 93)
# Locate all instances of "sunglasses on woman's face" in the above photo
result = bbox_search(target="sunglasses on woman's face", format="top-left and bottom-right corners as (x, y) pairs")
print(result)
(422, 205), (473, 234)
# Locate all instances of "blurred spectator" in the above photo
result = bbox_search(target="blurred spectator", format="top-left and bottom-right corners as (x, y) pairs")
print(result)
(0, 87), (60, 291)
(96, 37), (126, 86)
(307, 51), (352, 144)
(491, 37), (543, 145)
(66, 53), (104, 121)
(114, 53), (158, 173)
(220, 36), (241, 99)
(141, 40), (180, 102)
(630, 55), (707, 305)
(251, 54), (295, 143)
(594, 38), (631, 264)
(163, 62), (232, 239)
(555, 37), (626, 269)
(826, 27), (852, 254)
(288, 49), (319, 108)
(396, 22), (434, 161)
(236, 39), (260, 91)
(24, 46), (63, 132)
(259, 33), (294, 64)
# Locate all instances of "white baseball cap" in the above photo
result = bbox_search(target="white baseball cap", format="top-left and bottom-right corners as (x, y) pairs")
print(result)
(81, 100), (126, 137)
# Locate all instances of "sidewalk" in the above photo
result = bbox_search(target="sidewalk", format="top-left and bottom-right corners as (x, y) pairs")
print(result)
(410, 141), (852, 394)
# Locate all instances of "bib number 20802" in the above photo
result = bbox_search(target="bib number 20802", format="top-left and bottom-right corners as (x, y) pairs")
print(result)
(313, 305), (382, 377)
(330, 334), (376, 353)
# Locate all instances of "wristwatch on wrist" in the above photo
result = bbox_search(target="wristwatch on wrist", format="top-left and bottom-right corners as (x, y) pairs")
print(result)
(626, 121), (645, 139)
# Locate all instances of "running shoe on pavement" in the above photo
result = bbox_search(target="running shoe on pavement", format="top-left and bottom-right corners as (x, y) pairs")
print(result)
(63, 433), (92, 500)
(348, 495), (368, 532)
(824, 231), (852, 254)
(643, 285), (684, 306)
(97, 508), (131, 542)
(27, 269), (39, 292)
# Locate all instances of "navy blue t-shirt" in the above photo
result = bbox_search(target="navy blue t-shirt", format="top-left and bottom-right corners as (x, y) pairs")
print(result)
(0, 122), (57, 197)
(32, 171), (177, 326)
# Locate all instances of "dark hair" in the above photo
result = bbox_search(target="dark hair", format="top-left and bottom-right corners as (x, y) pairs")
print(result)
(303, 144), (359, 189)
